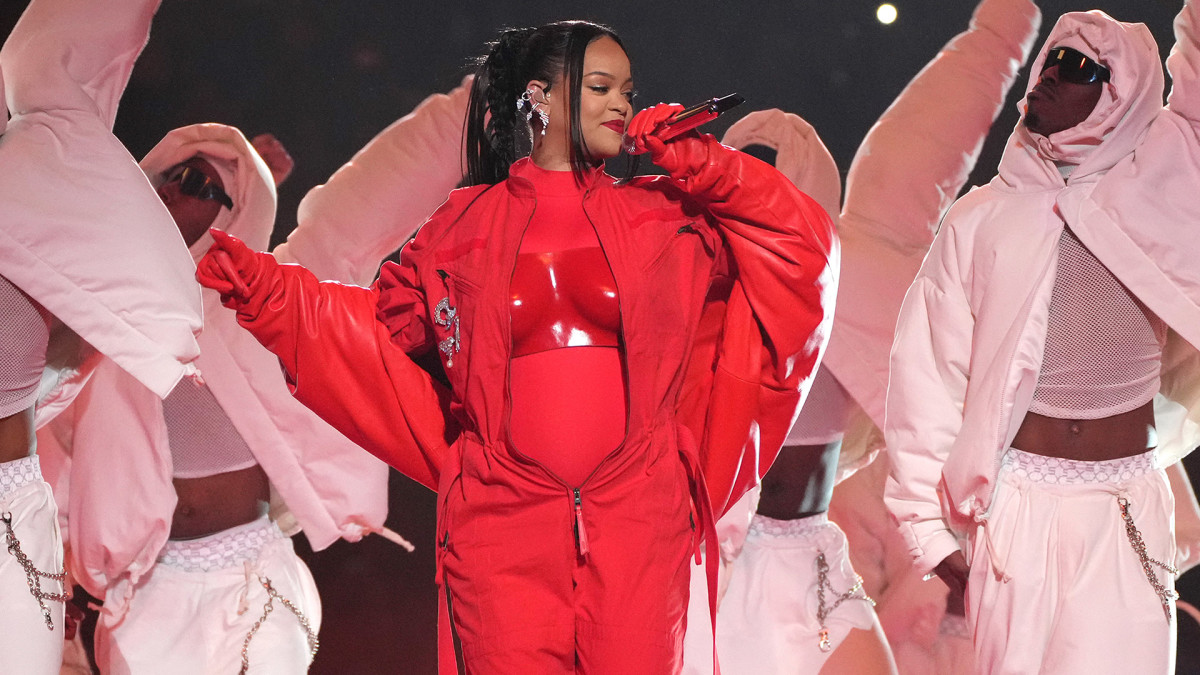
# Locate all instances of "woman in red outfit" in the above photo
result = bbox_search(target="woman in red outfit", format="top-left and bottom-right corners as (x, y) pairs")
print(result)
(197, 20), (836, 674)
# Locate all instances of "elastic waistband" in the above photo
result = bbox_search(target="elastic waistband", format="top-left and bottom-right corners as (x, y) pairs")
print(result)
(1002, 447), (1157, 486)
(748, 512), (828, 538)
(158, 517), (286, 573)
(0, 455), (42, 500)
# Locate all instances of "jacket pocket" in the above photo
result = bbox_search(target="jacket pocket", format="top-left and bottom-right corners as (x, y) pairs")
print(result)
(643, 222), (706, 275)
(431, 269), (482, 369)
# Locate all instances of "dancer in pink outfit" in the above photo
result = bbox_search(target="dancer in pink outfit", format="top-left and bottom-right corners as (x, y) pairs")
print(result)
(35, 77), (473, 673)
(0, 1), (202, 671)
(680, 1), (1040, 672)
(887, 2), (1200, 672)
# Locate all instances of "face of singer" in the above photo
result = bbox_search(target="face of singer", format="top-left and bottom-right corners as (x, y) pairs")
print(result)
(158, 157), (225, 247)
(543, 36), (634, 161)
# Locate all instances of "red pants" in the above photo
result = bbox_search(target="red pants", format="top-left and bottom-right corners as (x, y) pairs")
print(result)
(441, 440), (696, 674)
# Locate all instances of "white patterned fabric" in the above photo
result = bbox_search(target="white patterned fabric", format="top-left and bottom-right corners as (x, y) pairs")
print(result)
(968, 452), (1175, 674)
(0, 274), (48, 418)
(748, 512), (830, 538)
(0, 455), (42, 500)
(157, 517), (286, 573)
(1029, 229), (1167, 419)
(1002, 446), (1157, 485)
(96, 518), (320, 675)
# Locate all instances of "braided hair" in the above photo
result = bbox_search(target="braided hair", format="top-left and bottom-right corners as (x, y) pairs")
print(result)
(465, 21), (626, 186)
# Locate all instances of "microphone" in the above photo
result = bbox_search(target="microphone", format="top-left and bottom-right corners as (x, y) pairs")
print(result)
(623, 93), (746, 155)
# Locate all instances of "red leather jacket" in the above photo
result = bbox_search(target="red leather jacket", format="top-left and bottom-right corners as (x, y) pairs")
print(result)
(216, 134), (836, 670)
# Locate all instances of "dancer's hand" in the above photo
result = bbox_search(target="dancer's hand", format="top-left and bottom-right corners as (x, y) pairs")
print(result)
(251, 133), (295, 188)
(932, 550), (970, 604)
(196, 229), (260, 305)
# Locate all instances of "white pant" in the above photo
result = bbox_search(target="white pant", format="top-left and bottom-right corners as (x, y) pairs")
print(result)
(0, 459), (66, 675)
(968, 448), (1176, 675)
(97, 517), (322, 674)
(684, 513), (877, 674)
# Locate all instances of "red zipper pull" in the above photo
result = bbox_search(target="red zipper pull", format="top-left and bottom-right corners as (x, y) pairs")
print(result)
(574, 488), (590, 558)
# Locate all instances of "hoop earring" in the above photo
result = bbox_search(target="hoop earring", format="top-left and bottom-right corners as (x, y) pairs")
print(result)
(516, 90), (533, 120)
(516, 89), (549, 136)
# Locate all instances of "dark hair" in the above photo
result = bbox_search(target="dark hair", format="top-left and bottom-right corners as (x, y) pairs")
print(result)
(465, 21), (626, 186)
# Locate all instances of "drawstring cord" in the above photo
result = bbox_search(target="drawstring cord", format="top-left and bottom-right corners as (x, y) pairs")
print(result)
(974, 508), (1013, 583)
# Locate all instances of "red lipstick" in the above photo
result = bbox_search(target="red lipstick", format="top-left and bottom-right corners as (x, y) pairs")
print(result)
(602, 120), (625, 134)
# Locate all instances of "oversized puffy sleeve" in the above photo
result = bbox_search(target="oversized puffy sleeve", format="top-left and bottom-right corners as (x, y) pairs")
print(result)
(273, 78), (471, 285)
(1167, 0), (1200, 123)
(212, 243), (454, 491)
(883, 212), (976, 575)
(670, 134), (839, 516)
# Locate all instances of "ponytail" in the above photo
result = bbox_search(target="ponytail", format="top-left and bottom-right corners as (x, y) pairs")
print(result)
(466, 27), (534, 186)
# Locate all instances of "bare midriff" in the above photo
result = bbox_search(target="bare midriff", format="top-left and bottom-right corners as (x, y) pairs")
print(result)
(1010, 399), (1156, 461)
(755, 441), (840, 519)
(0, 407), (36, 463)
(170, 463), (270, 540)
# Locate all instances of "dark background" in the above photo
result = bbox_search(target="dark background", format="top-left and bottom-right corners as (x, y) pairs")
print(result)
(4, 1), (1199, 673)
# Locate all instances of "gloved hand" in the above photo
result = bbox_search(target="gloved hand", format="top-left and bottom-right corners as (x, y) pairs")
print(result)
(625, 103), (698, 171)
(196, 229), (269, 306)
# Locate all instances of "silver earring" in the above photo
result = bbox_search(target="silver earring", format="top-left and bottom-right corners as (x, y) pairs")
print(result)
(516, 90), (533, 120)
(533, 103), (549, 136)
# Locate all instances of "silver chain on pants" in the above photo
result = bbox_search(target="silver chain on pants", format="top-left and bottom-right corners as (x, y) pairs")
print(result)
(815, 550), (875, 652)
(239, 574), (320, 674)
(1, 511), (68, 631)
(1117, 496), (1179, 622)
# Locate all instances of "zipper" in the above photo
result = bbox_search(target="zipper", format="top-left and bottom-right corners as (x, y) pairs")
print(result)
(573, 488), (590, 558)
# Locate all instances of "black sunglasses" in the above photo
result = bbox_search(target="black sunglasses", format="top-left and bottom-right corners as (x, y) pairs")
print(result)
(1041, 46), (1111, 85)
(164, 165), (234, 210)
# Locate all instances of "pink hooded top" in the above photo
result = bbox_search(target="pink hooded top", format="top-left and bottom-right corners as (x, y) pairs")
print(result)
(39, 80), (474, 616)
(886, 2), (1200, 575)
(690, 0), (1041, 579)
(0, 0), (201, 417)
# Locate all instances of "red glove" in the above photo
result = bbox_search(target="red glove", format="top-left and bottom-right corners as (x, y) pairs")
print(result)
(196, 229), (268, 306)
(625, 103), (693, 168)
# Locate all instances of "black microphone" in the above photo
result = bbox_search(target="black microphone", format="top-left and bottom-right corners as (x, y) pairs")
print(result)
(623, 93), (745, 155)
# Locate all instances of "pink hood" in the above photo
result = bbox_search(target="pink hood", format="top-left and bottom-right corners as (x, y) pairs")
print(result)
(721, 108), (842, 224)
(992, 5), (1200, 460)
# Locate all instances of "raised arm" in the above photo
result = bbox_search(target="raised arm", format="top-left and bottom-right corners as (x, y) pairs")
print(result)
(629, 106), (838, 515)
(0, 0), (201, 402)
(883, 213), (975, 578)
(1167, 0), (1200, 122)
(827, 0), (1040, 429)
(198, 230), (452, 490)
(272, 78), (472, 285)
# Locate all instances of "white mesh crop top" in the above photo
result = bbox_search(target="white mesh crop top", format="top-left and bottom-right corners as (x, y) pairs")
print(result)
(0, 274), (49, 418)
(163, 381), (258, 479)
(1028, 229), (1167, 419)
(785, 364), (852, 446)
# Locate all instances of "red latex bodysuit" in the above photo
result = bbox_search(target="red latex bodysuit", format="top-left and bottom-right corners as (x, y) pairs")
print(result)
(508, 165), (625, 486)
